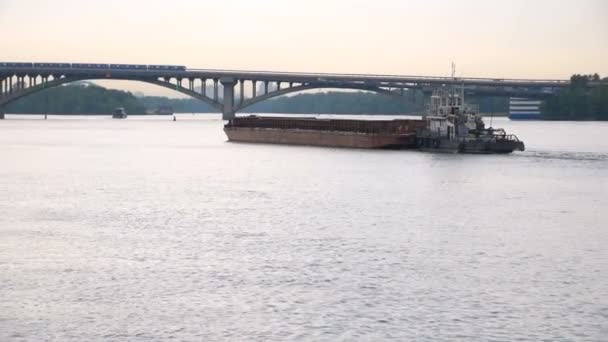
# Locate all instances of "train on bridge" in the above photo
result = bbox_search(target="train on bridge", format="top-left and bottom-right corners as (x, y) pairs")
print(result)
(0, 62), (186, 71)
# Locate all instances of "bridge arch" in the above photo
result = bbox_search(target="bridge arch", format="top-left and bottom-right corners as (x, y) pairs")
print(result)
(234, 83), (410, 113)
(0, 76), (224, 111)
(1, 73), (420, 118)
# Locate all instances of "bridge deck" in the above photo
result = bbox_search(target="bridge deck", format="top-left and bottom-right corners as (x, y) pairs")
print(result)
(0, 64), (572, 88)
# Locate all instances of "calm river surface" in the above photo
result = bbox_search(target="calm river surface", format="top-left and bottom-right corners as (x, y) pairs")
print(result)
(1, 115), (607, 341)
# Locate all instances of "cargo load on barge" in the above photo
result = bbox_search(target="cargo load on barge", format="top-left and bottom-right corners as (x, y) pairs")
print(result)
(224, 116), (425, 149)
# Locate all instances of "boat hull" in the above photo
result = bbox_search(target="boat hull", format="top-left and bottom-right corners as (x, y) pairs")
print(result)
(224, 127), (417, 149)
(224, 116), (524, 153)
(417, 137), (525, 154)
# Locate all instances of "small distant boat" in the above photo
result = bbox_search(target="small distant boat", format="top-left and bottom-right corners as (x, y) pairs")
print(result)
(112, 107), (128, 119)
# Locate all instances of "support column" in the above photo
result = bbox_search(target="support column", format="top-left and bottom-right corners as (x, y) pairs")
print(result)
(201, 79), (207, 96)
(239, 80), (245, 105)
(220, 77), (236, 120)
(264, 81), (269, 95)
(252, 81), (257, 98)
(213, 79), (218, 101)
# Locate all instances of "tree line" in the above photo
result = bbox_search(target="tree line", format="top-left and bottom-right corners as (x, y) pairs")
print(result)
(5, 83), (146, 114)
(5, 76), (606, 120)
(5, 83), (512, 116)
(136, 90), (508, 115)
(542, 74), (608, 120)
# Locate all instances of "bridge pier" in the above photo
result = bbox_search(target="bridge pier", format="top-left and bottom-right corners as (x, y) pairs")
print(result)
(220, 77), (236, 120)
(239, 80), (244, 105)
(0, 107), (5, 119)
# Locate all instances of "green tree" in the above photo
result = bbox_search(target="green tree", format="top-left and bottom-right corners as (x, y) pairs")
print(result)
(542, 73), (607, 120)
(6, 84), (146, 114)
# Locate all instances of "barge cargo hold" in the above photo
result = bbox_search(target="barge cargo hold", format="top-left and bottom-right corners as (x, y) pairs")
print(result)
(224, 116), (425, 149)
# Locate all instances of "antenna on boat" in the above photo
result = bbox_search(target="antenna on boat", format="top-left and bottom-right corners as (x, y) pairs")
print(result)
(461, 82), (465, 105)
(451, 63), (466, 106)
(449, 62), (456, 100)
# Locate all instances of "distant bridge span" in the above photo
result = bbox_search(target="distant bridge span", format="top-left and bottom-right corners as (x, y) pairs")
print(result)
(0, 63), (585, 119)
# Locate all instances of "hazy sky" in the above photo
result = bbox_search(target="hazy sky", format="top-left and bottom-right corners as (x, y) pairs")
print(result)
(1, 0), (606, 95)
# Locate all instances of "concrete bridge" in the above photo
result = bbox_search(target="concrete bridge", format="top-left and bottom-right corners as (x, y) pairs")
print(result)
(0, 62), (579, 119)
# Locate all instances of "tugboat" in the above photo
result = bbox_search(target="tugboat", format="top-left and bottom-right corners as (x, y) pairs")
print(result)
(416, 84), (525, 154)
(112, 107), (128, 119)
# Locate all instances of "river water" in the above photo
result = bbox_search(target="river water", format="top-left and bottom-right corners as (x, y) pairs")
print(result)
(1, 115), (607, 341)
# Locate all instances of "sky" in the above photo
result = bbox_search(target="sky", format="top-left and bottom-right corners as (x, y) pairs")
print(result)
(1, 0), (606, 96)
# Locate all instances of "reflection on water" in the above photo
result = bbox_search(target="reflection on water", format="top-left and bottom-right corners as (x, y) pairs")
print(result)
(1, 115), (607, 341)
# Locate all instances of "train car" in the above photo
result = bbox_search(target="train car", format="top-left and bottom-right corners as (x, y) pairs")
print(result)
(4, 62), (34, 68)
(33, 63), (71, 68)
(72, 63), (109, 69)
(148, 65), (186, 71)
(109, 64), (148, 70)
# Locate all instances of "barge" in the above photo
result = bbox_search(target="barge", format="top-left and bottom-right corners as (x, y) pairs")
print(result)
(224, 109), (524, 153)
(224, 83), (525, 153)
(224, 116), (425, 149)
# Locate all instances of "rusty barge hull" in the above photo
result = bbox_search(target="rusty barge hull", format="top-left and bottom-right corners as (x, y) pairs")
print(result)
(224, 116), (425, 149)
(224, 127), (417, 149)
